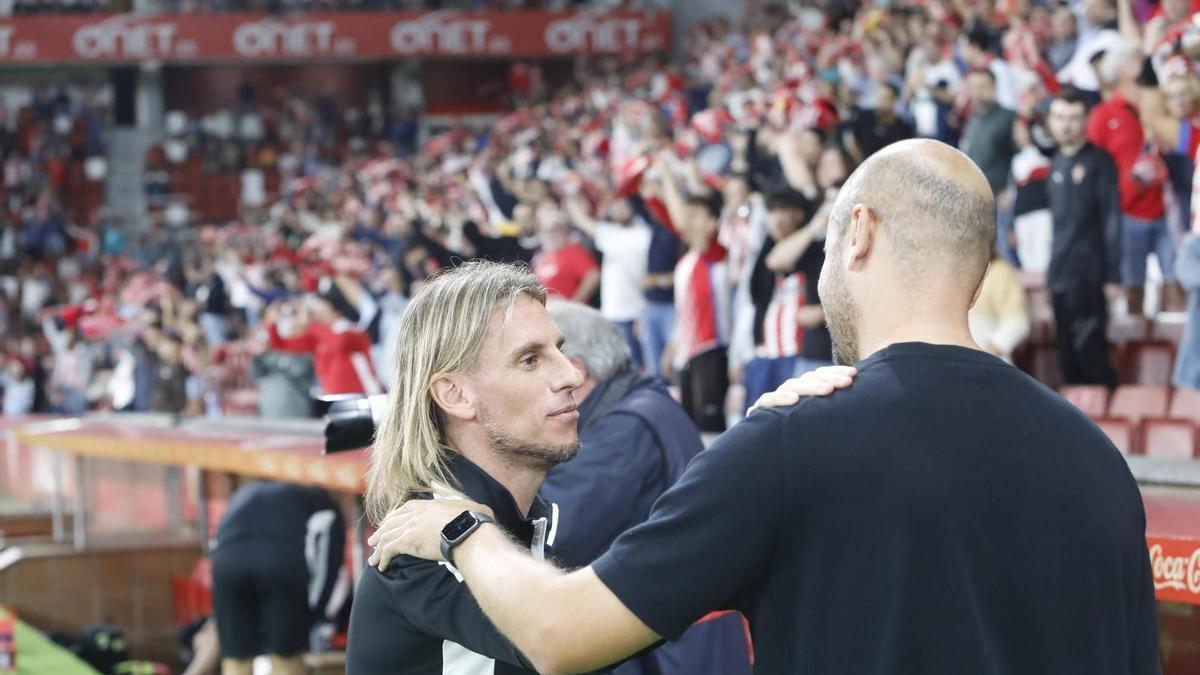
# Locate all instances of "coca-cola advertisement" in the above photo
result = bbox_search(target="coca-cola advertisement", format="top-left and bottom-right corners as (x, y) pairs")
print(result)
(0, 9), (670, 64)
(1149, 538), (1200, 604)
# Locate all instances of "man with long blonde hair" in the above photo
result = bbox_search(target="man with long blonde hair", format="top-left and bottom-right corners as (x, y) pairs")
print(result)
(346, 260), (585, 674)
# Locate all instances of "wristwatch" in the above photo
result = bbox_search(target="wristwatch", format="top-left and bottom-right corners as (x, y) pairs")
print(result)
(440, 510), (495, 565)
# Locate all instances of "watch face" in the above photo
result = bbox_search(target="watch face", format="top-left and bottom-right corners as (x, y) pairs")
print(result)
(442, 511), (479, 542)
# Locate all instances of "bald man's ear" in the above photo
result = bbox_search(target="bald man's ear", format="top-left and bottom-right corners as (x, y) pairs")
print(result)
(845, 203), (878, 270)
(430, 374), (476, 422)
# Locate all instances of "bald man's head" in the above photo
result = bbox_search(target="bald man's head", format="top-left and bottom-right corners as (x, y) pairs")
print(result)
(828, 139), (995, 286)
(818, 139), (996, 364)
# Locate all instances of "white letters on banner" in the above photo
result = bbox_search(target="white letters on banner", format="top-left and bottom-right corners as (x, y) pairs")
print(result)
(233, 20), (342, 58)
(389, 13), (494, 55)
(544, 14), (644, 53)
(1150, 544), (1200, 594)
(73, 17), (178, 59)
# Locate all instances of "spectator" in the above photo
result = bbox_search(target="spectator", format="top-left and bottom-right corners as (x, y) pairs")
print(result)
(1048, 8), (1080, 73)
(1058, 0), (1123, 98)
(843, 82), (915, 163)
(654, 155), (730, 432)
(265, 295), (382, 396)
(1047, 87), (1122, 388)
(743, 189), (831, 411)
(1088, 41), (1171, 317)
(463, 202), (539, 265)
(150, 331), (189, 413)
(190, 258), (232, 347)
(531, 208), (600, 303)
(635, 192), (681, 379)
(961, 24), (1021, 111)
(1157, 71), (1198, 235)
(1010, 119), (1054, 273)
(41, 311), (91, 415)
(968, 250), (1031, 363)
(369, 266), (409, 382)
(1176, 200), (1200, 389)
(1138, 60), (1197, 312)
(1, 357), (34, 416)
(961, 69), (1018, 202)
(565, 195), (650, 368)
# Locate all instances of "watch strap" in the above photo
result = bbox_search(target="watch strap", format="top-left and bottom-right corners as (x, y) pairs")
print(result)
(440, 510), (494, 565)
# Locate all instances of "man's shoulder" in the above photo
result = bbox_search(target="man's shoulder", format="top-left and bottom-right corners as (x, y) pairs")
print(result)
(1075, 144), (1117, 173)
(594, 385), (692, 438)
(993, 106), (1017, 122)
(374, 553), (463, 589)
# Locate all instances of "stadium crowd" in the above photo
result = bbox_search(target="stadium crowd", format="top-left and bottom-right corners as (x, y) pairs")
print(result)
(0, 0), (668, 15)
(2, 0), (1200, 434)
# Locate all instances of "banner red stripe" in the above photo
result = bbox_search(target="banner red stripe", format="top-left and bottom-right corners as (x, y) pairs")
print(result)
(0, 10), (670, 64)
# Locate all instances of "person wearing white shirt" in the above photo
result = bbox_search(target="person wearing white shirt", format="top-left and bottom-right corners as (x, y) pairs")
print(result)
(565, 196), (652, 368)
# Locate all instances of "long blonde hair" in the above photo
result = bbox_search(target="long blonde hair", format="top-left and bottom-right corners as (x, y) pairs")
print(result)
(365, 261), (546, 525)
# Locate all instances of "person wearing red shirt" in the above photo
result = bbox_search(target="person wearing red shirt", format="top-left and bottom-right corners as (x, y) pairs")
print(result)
(532, 210), (600, 303)
(264, 295), (382, 396)
(1135, 59), (1197, 313)
(1087, 42), (1173, 316)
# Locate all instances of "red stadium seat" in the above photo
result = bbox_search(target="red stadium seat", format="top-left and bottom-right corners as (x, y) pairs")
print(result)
(1108, 314), (1150, 346)
(1030, 344), (1061, 389)
(1169, 388), (1200, 422)
(1024, 285), (1054, 334)
(1094, 417), (1136, 455)
(1059, 385), (1110, 418)
(1142, 419), (1198, 459)
(1109, 385), (1170, 425)
(1027, 318), (1055, 346)
(1152, 317), (1186, 347)
(1126, 341), (1176, 386)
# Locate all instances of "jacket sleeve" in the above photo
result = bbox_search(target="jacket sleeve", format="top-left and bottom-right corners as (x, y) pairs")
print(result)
(381, 556), (535, 669)
(538, 412), (665, 569)
(1097, 152), (1124, 285)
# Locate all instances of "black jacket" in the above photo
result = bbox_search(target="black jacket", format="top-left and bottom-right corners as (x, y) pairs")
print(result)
(1047, 143), (1122, 291)
(346, 456), (553, 675)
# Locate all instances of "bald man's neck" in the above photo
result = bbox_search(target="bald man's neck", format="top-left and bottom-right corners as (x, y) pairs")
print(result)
(858, 295), (982, 362)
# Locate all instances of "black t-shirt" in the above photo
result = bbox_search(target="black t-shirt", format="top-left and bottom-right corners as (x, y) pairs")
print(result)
(462, 221), (536, 265)
(216, 481), (343, 548)
(593, 343), (1159, 675)
(847, 109), (915, 160)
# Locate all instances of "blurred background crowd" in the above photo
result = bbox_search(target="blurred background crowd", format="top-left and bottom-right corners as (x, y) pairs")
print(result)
(2, 0), (1199, 436)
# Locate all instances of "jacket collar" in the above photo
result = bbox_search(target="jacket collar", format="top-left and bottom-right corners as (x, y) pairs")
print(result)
(445, 454), (554, 553)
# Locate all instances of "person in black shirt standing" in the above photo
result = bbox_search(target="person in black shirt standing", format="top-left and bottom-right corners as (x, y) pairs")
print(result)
(461, 203), (538, 265)
(843, 83), (916, 163)
(370, 140), (1160, 675)
(1046, 87), (1122, 388)
(211, 481), (347, 675)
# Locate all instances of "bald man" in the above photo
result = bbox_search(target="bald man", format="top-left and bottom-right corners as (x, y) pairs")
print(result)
(369, 140), (1161, 675)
